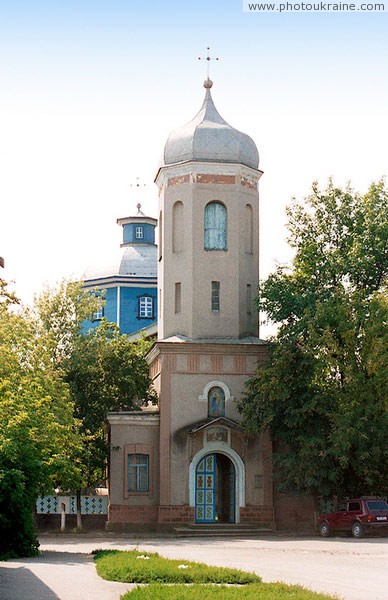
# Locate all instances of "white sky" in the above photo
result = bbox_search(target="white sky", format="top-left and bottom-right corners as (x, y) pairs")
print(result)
(0, 3), (387, 338)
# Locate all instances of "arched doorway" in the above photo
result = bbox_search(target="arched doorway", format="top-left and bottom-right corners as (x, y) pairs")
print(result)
(195, 453), (236, 523)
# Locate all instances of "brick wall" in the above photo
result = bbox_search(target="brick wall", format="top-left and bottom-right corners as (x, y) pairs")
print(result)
(108, 504), (158, 524)
(240, 505), (275, 526)
(158, 505), (195, 524)
(274, 491), (317, 530)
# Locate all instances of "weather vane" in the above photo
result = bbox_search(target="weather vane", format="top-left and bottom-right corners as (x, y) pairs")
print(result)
(198, 46), (219, 80)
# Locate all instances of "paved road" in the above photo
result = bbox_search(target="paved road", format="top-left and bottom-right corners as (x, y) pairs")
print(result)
(1, 534), (387, 600)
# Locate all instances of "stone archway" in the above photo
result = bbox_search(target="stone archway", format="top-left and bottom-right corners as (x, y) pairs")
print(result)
(189, 444), (245, 523)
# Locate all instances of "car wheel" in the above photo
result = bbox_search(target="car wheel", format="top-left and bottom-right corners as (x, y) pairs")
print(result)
(319, 522), (330, 537)
(351, 522), (363, 538)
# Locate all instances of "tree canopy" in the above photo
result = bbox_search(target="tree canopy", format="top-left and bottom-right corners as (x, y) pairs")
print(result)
(239, 179), (388, 500)
(0, 280), (82, 557)
(34, 282), (156, 489)
(64, 320), (156, 487)
(1, 278), (155, 555)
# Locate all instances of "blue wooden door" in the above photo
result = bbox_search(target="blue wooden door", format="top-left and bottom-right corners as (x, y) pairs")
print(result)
(195, 454), (216, 523)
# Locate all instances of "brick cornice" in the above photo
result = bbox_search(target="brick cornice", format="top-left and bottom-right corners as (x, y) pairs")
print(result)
(147, 339), (269, 360)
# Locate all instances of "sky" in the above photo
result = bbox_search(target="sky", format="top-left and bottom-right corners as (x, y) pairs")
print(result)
(1, 1), (387, 335)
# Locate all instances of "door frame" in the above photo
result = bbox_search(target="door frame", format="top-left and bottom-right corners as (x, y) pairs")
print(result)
(189, 444), (245, 524)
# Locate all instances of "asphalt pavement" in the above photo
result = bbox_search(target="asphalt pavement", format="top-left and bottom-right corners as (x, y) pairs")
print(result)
(1, 533), (387, 600)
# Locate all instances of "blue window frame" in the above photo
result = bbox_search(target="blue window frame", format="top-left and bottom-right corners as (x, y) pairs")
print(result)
(204, 202), (227, 250)
(127, 454), (149, 492)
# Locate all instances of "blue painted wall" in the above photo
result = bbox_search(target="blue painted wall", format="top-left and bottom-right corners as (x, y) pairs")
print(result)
(122, 223), (155, 245)
(105, 287), (118, 324)
(82, 285), (157, 336)
(119, 286), (157, 334)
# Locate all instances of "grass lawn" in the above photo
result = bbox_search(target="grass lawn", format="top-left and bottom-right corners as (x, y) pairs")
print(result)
(121, 583), (338, 599)
(94, 549), (338, 599)
(94, 550), (260, 584)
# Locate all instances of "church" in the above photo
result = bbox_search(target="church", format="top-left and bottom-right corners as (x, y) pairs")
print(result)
(82, 205), (157, 338)
(106, 78), (314, 530)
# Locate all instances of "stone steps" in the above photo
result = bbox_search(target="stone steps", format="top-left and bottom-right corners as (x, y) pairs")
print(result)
(172, 524), (274, 537)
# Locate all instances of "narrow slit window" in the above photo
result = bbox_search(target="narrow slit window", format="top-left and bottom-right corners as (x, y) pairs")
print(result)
(175, 282), (181, 313)
(246, 284), (252, 314)
(211, 281), (220, 312)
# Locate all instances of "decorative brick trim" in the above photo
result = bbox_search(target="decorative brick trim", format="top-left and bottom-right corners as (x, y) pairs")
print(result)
(162, 354), (177, 372)
(187, 354), (200, 372)
(168, 174), (190, 187)
(196, 174), (236, 185)
(149, 357), (160, 379)
(234, 355), (246, 373)
(210, 355), (223, 373)
(240, 176), (257, 190)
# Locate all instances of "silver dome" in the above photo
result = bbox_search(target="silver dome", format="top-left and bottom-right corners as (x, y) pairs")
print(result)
(162, 80), (259, 170)
(83, 244), (157, 282)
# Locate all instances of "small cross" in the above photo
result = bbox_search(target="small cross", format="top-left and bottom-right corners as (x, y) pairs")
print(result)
(130, 177), (147, 189)
(198, 46), (219, 79)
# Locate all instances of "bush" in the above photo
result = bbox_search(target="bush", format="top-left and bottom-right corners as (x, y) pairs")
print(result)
(0, 468), (39, 559)
(121, 583), (337, 599)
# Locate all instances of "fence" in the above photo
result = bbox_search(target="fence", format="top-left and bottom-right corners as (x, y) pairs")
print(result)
(36, 495), (108, 515)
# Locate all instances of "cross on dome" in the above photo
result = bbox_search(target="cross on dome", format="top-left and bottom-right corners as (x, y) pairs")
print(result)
(198, 46), (219, 82)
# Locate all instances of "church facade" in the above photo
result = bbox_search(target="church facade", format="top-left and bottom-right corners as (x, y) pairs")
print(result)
(106, 79), (313, 530)
(82, 205), (157, 338)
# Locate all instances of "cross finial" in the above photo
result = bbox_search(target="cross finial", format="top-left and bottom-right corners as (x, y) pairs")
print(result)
(130, 177), (147, 189)
(198, 46), (219, 80)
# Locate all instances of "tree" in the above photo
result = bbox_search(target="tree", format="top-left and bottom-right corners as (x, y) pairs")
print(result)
(239, 179), (388, 501)
(64, 320), (156, 489)
(34, 281), (156, 527)
(0, 281), (82, 558)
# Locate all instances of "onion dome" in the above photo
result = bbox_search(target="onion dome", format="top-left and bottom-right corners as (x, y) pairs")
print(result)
(161, 79), (259, 170)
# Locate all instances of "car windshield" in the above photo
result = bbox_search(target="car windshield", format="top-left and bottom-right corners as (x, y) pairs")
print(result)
(366, 500), (388, 511)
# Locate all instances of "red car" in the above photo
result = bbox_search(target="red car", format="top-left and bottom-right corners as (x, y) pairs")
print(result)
(318, 497), (388, 538)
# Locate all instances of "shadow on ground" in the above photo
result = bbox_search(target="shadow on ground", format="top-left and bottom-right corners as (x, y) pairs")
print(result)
(0, 565), (60, 600)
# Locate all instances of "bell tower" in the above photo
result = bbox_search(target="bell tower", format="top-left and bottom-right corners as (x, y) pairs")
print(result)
(106, 76), (275, 531)
(155, 79), (263, 341)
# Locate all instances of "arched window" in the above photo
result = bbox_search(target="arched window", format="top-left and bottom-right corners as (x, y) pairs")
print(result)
(245, 204), (253, 253)
(172, 201), (184, 253)
(208, 385), (225, 418)
(204, 202), (227, 250)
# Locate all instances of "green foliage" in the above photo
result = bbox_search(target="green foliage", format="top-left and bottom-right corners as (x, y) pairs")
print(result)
(122, 583), (336, 600)
(34, 281), (156, 488)
(64, 322), (156, 487)
(240, 179), (388, 500)
(94, 549), (260, 584)
(0, 278), (19, 309)
(0, 286), (82, 558)
(95, 550), (334, 599)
